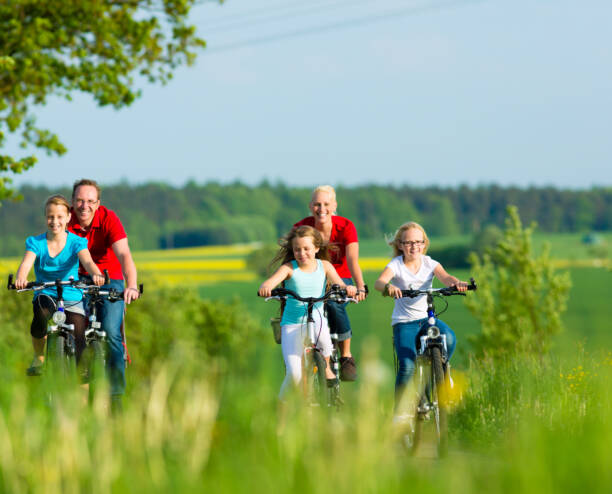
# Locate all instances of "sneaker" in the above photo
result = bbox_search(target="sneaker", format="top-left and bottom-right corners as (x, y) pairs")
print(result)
(26, 357), (44, 377)
(339, 356), (357, 381)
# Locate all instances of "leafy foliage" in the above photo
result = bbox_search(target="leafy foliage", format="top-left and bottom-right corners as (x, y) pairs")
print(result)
(0, 0), (206, 202)
(0, 183), (611, 255)
(120, 282), (262, 378)
(465, 206), (571, 357)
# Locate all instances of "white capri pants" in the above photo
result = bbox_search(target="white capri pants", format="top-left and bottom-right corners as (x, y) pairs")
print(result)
(279, 311), (332, 399)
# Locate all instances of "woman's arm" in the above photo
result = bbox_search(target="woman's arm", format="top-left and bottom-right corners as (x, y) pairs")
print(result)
(323, 261), (357, 297)
(345, 242), (366, 301)
(433, 264), (468, 291)
(15, 251), (36, 289)
(374, 266), (402, 299)
(258, 263), (292, 297)
(78, 249), (105, 286)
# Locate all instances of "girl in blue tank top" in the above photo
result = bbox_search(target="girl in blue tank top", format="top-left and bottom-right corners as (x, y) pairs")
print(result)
(258, 226), (357, 403)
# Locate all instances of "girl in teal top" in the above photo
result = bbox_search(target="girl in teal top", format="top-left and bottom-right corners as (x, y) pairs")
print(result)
(15, 195), (105, 376)
(258, 226), (357, 402)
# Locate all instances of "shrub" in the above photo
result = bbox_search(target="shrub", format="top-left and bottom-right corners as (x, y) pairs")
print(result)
(465, 206), (571, 357)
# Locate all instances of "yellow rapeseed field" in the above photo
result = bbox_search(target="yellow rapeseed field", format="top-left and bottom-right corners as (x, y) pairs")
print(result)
(1, 242), (607, 287)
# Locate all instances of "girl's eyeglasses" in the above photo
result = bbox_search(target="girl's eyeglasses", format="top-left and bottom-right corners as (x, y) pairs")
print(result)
(399, 240), (425, 247)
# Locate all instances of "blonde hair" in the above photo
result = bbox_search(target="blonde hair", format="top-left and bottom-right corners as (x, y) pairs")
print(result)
(45, 194), (71, 215)
(311, 185), (336, 203)
(271, 225), (329, 267)
(388, 222), (430, 257)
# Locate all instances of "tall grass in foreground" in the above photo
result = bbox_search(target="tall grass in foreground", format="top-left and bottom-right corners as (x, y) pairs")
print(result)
(1, 343), (610, 493)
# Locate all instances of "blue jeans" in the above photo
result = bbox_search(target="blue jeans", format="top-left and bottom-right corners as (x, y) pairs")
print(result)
(84, 278), (126, 396)
(392, 318), (456, 407)
(325, 277), (353, 342)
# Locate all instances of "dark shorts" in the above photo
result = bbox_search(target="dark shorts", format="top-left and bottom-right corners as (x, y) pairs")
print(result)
(325, 277), (353, 342)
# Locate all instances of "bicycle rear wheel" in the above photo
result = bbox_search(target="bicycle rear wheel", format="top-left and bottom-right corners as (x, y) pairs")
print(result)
(431, 346), (448, 457)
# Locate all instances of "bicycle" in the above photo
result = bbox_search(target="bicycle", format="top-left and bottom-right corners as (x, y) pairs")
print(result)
(7, 274), (84, 379)
(75, 276), (143, 401)
(8, 273), (142, 399)
(261, 284), (356, 409)
(395, 278), (477, 457)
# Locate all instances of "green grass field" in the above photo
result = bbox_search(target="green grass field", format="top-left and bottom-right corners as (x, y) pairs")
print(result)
(0, 234), (610, 493)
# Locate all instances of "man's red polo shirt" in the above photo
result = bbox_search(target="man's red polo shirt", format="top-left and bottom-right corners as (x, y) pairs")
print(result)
(67, 205), (127, 280)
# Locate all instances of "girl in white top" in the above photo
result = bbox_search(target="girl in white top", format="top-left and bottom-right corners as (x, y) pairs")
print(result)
(258, 226), (357, 400)
(374, 222), (468, 413)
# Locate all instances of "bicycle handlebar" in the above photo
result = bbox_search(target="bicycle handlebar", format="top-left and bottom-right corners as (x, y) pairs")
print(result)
(7, 274), (79, 292)
(7, 273), (143, 302)
(78, 282), (144, 302)
(258, 284), (356, 304)
(400, 278), (477, 298)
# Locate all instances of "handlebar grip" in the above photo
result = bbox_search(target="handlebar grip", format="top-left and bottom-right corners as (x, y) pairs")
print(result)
(468, 277), (477, 291)
(139, 283), (144, 294)
(7, 274), (13, 290)
(103, 270), (110, 285)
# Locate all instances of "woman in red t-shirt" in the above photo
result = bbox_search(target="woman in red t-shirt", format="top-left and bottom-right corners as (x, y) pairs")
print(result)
(294, 185), (367, 381)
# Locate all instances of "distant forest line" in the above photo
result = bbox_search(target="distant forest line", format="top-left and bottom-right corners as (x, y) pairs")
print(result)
(0, 182), (610, 255)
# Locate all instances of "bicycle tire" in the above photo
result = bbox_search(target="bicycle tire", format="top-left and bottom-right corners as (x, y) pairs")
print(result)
(431, 346), (448, 457)
(311, 350), (328, 408)
(46, 333), (75, 379)
(88, 340), (107, 401)
(409, 357), (428, 455)
(328, 346), (342, 410)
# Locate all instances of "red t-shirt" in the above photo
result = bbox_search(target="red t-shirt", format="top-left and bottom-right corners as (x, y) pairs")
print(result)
(293, 215), (358, 278)
(67, 205), (127, 280)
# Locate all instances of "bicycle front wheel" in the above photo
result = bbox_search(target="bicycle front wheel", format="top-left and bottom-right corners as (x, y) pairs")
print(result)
(87, 340), (107, 401)
(309, 350), (328, 408)
(431, 346), (448, 457)
(46, 333), (76, 380)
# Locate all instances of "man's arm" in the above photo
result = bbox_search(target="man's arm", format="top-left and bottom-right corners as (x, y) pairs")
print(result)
(111, 237), (140, 303)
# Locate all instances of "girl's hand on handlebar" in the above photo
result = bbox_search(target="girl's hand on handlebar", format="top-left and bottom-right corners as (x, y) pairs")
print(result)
(454, 281), (469, 292)
(258, 282), (275, 298)
(15, 277), (28, 290)
(92, 274), (105, 287)
(387, 283), (402, 299)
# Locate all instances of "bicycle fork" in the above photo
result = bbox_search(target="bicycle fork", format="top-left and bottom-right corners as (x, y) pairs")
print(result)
(48, 299), (76, 356)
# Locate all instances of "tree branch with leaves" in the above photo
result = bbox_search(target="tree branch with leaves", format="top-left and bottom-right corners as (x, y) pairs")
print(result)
(0, 0), (208, 202)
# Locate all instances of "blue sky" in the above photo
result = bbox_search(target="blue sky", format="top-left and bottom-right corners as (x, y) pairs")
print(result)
(8, 0), (612, 189)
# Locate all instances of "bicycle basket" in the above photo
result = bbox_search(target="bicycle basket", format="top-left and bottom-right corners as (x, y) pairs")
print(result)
(270, 317), (281, 344)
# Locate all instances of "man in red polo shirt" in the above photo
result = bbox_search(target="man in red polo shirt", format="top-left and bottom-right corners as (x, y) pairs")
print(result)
(68, 179), (140, 409)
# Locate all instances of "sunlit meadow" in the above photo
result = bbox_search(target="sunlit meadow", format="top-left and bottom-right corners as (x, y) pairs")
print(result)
(0, 236), (610, 492)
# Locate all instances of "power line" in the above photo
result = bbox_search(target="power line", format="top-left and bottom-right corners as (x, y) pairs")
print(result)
(200, 0), (382, 33)
(205, 0), (483, 54)
(195, 0), (336, 29)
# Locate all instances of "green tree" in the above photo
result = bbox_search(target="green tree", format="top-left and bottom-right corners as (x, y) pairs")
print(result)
(0, 0), (207, 202)
(465, 206), (571, 357)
